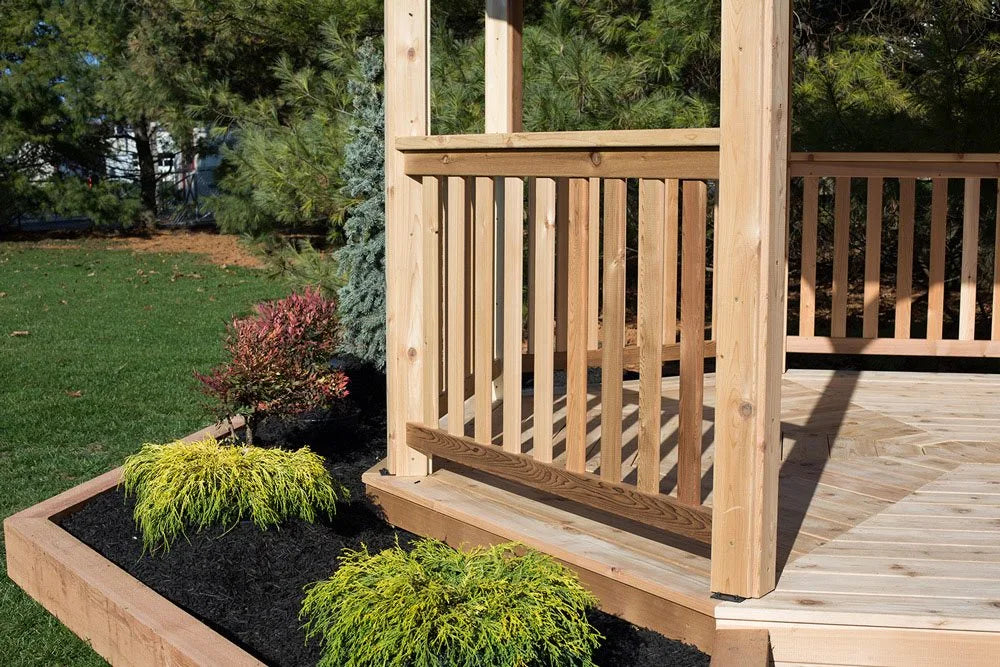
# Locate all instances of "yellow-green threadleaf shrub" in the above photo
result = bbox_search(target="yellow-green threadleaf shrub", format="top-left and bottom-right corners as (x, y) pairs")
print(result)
(301, 539), (602, 667)
(121, 436), (347, 553)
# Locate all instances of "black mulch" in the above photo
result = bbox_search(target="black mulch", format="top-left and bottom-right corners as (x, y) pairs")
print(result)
(60, 367), (709, 667)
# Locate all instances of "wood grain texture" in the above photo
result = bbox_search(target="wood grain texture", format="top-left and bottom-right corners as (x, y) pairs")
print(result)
(474, 177), (495, 444)
(397, 127), (722, 151)
(601, 178), (627, 483)
(447, 176), (468, 436)
(798, 177), (818, 336)
(555, 178), (569, 353)
(679, 181), (707, 506)
(959, 177), (980, 341)
(831, 177), (851, 338)
(637, 178), (666, 494)
(403, 149), (720, 179)
(405, 424), (713, 544)
(421, 177), (442, 428)
(712, 0), (789, 597)
(863, 178), (883, 338)
(566, 178), (591, 473)
(664, 179), (681, 343)
(532, 178), (558, 463)
(710, 629), (771, 667)
(927, 178), (948, 341)
(502, 177), (524, 453)
(384, 0), (431, 476)
(895, 178), (916, 339)
(588, 177), (601, 349)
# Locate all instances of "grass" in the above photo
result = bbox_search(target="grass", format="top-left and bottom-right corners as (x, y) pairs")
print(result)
(0, 239), (288, 666)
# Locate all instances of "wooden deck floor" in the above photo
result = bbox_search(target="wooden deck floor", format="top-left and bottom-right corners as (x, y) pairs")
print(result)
(367, 370), (1000, 663)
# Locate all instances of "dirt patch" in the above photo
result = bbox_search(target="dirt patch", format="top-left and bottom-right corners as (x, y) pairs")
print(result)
(104, 232), (266, 269)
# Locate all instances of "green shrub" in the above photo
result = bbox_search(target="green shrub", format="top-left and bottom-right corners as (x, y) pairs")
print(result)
(121, 436), (347, 552)
(301, 539), (602, 667)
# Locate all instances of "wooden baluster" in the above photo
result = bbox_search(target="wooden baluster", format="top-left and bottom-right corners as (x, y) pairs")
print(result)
(832, 177), (850, 338)
(863, 178), (883, 338)
(663, 180), (680, 344)
(588, 178), (601, 350)
(637, 178), (665, 495)
(422, 177), (443, 427)
(712, 200), (719, 340)
(601, 178), (627, 483)
(679, 181), (707, 505)
(474, 177), (495, 444)
(895, 178), (916, 339)
(502, 177), (524, 453)
(928, 178), (947, 341)
(960, 178), (981, 341)
(799, 177), (819, 337)
(555, 178), (570, 352)
(566, 178), (590, 474)
(464, 179), (475, 374)
(447, 177), (468, 436)
(532, 178), (558, 463)
(993, 182), (1000, 341)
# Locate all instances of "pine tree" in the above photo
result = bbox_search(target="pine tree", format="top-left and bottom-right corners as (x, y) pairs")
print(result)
(336, 40), (387, 369)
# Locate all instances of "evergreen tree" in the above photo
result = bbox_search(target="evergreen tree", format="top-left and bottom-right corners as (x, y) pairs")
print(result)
(336, 40), (386, 369)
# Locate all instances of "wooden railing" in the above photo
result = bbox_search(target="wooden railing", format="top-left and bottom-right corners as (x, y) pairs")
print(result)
(397, 129), (720, 544)
(787, 153), (1000, 357)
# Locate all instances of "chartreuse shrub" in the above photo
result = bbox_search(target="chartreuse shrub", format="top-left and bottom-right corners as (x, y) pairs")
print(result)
(121, 436), (347, 552)
(300, 539), (602, 667)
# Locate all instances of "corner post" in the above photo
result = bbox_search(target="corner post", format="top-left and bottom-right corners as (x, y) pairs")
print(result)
(385, 0), (432, 476)
(711, 0), (791, 597)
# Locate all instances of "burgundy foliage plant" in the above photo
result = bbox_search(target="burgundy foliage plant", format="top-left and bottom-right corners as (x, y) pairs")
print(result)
(197, 288), (349, 436)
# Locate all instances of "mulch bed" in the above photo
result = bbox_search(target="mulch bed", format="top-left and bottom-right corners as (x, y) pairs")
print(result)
(59, 374), (709, 667)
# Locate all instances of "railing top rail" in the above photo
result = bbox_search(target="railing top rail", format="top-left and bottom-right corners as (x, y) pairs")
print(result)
(792, 152), (1000, 163)
(790, 152), (1000, 178)
(396, 127), (721, 152)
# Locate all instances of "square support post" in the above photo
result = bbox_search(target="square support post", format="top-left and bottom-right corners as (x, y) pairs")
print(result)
(711, 0), (791, 598)
(385, 0), (432, 476)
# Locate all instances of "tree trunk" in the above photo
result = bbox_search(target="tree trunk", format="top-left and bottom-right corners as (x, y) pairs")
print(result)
(134, 116), (157, 230)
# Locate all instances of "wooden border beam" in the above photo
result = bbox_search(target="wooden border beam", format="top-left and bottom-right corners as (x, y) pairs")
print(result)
(711, 0), (791, 597)
(406, 424), (713, 545)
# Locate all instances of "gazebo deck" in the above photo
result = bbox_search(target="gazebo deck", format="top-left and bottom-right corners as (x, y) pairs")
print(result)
(366, 369), (1000, 663)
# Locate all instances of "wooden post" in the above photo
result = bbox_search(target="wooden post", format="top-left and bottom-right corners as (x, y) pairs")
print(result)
(486, 1), (524, 402)
(384, 0), (431, 476)
(711, 0), (791, 598)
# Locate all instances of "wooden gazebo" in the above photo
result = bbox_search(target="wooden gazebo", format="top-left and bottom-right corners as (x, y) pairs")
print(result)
(366, 1), (1000, 664)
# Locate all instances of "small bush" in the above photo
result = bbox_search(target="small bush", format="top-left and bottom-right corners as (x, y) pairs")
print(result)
(121, 436), (347, 552)
(195, 288), (349, 437)
(301, 539), (602, 667)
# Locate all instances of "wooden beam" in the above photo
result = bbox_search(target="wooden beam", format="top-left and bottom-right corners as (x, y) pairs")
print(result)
(397, 128), (722, 151)
(712, 0), (790, 597)
(710, 629), (771, 667)
(600, 179), (627, 483)
(406, 424), (714, 545)
(384, 0), (431, 476)
(786, 335), (1000, 357)
(566, 178), (590, 473)
(679, 181), (707, 506)
(637, 179), (666, 494)
(403, 149), (720, 179)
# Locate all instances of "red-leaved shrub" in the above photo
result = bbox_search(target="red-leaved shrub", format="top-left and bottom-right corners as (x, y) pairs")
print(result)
(196, 288), (349, 434)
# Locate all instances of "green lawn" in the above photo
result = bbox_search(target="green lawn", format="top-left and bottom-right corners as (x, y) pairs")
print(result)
(0, 241), (287, 666)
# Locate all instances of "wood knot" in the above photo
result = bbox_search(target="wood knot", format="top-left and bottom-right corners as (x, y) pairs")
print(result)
(440, 154), (452, 164)
(739, 402), (754, 418)
(406, 47), (417, 61)
(407, 347), (418, 360)
(797, 599), (824, 606)
(590, 151), (603, 166)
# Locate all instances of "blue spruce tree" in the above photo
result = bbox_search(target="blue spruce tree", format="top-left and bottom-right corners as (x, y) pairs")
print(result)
(336, 40), (386, 369)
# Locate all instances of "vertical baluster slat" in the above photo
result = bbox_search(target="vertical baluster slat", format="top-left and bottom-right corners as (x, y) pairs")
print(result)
(994, 182), (1000, 341)
(447, 177), (468, 435)
(928, 178), (948, 341)
(679, 180), (707, 505)
(600, 178), (627, 483)
(799, 177), (819, 336)
(663, 179), (680, 344)
(832, 176), (851, 338)
(422, 177), (442, 427)
(895, 178), (916, 339)
(863, 178), (883, 338)
(566, 178), (591, 474)
(464, 179), (475, 374)
(960, 177), (981, 341)
(588, 178), (601, 350)
(637, 178), (665, 495)
(711, 200), (719, 340)
(502, 177), (525, 452)
(555, 179), (570, 352)
(474, 178), (495, 443)
(532, 178), (558, 463)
